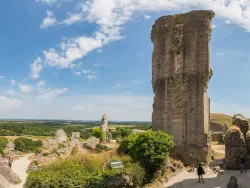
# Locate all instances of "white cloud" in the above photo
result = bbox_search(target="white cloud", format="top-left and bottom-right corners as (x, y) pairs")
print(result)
(86, 74), (96, 80)
(10, 79), (17, 86)
(19, 84), (33, 93)
(37, 80), (46, 87)
(36, 0), (57, 5)
(116, 84), (121, 88)
(7, 89), (16, 95)
(0, 75), (4, 79)
(212, 24), (216, 29)
(72, 106), (83, 111)
(40, 11), (57, 29)
(225, 20), (231, 24)
(144, 15), (151, 20)
(74, 71), (82, 76)
(36, 88), (68, 99)
(131, 80), (141, 85)
(0, 96), (22, 109)
(62, 13), (82, 25)
(31, 0), (250, 78)
(30, 57), (43, 79)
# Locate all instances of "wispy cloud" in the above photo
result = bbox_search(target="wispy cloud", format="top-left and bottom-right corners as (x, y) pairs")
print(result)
(30, 57), (43, 79)
(19, 84), (33, 93)
(36, 88), (68, 99)
(40, 11), (57, 29)
(36, 0), (58, 5)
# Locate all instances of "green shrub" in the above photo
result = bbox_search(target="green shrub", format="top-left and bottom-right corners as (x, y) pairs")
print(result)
(118, 134), (138, 154)
(92, 128), (105, 141)
(26, 153), (146, 188)
(42, 152), (49, 157)
(58, 143), (65, 149)
(51, 149), (60, 156)
(14, 137), (42, 153)
(118, 131), (174, 178)
(0, 137), (8, 154)
(130, 131), (174, 174)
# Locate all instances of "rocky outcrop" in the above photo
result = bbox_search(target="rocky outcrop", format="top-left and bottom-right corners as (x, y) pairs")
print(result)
(43, 129), (68, 149)
(70, 132), (80, 147)
(232, 114), (249, 137)
(0, 160), (21, 185)
(55, 129), (67, 143)
(245, 130), (250, 152)
(83, 137), (100, 150)
(151, 10), (214, 164)
(227, 176), (238, 188)
(106, 175), (133, 188)
(225, 127), (247, 169)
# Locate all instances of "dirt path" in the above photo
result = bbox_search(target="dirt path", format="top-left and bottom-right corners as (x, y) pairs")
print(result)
(10, 154), (32, 188)
(163, 168), (250, 188)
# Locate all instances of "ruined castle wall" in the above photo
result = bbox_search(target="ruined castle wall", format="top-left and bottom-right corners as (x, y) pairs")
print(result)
(151, 10), (214, 164)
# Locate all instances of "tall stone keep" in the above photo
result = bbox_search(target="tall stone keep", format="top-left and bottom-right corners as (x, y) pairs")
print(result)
(151, 10), (214, 164)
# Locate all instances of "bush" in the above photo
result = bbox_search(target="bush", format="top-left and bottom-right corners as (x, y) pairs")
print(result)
(92, 128), (105, 142)
(118, 134), (138, 154)
(0, 137), (8, 154)
(14, 137), (42, 153)
(42, 152), (49, 157)
(118, 131), (174, 177)
(26, 153), (145, 188)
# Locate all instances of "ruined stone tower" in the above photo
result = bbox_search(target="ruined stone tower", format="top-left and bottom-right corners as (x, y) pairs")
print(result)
(151, 10), (214, 164)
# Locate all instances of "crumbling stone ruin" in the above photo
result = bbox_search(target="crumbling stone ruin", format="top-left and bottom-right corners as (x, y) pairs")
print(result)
(151, 10), (214, 164)
(54, 129), (67, 143)
(225, 114), (250, 169)
(0, 158), (21, 188)
(225, 126), (247, 169)
(101, 113), (112, 142)
(232, 114), (249, 137)
(42, 129), (68, 149)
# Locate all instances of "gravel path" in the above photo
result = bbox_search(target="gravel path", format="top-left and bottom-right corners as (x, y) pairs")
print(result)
(163, 168), (249, 188)
(10, 154), (32, 188)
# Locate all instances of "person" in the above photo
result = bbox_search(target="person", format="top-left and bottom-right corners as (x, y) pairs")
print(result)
(240, 156), (246, 173)
(197, 163), (205, 183)
(8, 156), (13, 168)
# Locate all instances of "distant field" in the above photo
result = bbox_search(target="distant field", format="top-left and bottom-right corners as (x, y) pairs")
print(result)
(210, 113), (233, 126)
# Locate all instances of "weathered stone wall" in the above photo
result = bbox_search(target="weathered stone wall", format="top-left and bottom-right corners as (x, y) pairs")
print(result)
(151, 10), (214, 164)
(225, 126), (247, 169)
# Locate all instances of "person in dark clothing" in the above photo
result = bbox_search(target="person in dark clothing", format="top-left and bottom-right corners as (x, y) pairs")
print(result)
(197, 164), (205, 183)
(240, 157), (246, 173)
(8, 156), (13, 168)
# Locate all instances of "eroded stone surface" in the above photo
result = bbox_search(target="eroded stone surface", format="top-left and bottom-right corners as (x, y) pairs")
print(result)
(227, 176), (238, 188)
(232, 114), (249, 137)
(151, 10), (214, 164)
(225, 127), (247, 169)
(0, 159), (21, 185)
(83, 137), (100, 150)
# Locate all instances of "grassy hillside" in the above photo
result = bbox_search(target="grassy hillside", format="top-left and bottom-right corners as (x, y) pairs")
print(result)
(210, 113), (233, 126)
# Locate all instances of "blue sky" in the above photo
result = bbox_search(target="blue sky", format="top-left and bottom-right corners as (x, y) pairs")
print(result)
(0, 0), (250, 121)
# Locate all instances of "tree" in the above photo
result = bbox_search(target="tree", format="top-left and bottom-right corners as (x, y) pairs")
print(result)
(14, 137), (42, 153)
(0, 137), (8, 154)
(120, 128), (132, 138)
(118, 131), (174, 176)
(92, 128), (105, 142)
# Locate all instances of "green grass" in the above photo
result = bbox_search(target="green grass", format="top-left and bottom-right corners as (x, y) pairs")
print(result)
(210, 113), (233, 127)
